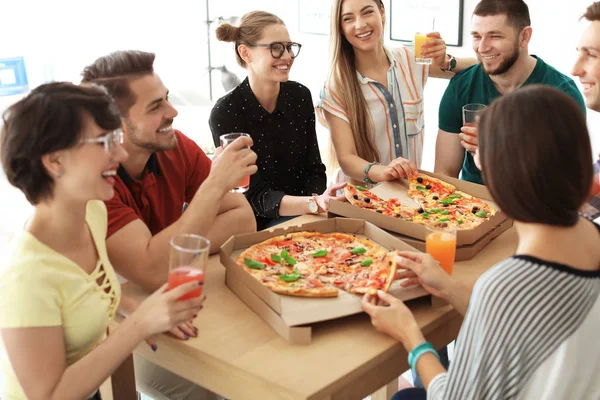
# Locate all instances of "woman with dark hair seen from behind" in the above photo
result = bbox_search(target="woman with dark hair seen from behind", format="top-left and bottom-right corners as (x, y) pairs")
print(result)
(0, 82), (205, 400)
(209, 11), (346, 230)
(361, 85), (600, 399)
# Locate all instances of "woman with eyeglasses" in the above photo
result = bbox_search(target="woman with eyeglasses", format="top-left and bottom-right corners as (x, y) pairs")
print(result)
(318, 0), (476, 185)
(210, 11), (346, 230)
(0, 82), (205, 400)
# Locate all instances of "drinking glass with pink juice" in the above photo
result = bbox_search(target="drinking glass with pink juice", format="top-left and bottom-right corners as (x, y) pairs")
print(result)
(425, 222), (457, 275)
(167, 234), (210, 301)
(462, 103), (487, 145)
(219, 132), (251, 193)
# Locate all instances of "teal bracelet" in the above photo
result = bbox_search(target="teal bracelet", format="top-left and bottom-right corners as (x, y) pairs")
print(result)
(363, 162), (380, 185)
(408, 342), (439, 382)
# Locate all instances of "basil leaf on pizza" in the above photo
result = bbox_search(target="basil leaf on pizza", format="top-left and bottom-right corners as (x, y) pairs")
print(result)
(244, 258), (265, 270)
(279, 273), (303, 282)
(284, 255), (297, 266)
(312, 250), (328, 257)
(360, 258), (373, 267)
(351, 247), (367, 255)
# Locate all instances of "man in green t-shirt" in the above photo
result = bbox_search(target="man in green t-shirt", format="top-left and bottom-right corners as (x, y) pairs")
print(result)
(574, 1), (600, 219)
(435, 0), (586, 185)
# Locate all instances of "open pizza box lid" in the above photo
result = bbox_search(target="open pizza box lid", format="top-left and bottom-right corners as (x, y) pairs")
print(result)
(220, 218), (431, 344)
(329, 170), (510, 247)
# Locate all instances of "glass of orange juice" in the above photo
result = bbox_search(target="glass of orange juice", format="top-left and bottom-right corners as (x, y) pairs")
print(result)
(425, 222), (457, 275)
(414, 32), (433, 64)
(220, 132), (251, 193)
(168, 234), (210, 301)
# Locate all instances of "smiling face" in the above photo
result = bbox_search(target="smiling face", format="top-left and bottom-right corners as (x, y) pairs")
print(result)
(340, 0), (384, 53)
(573, 21), (600, 112)
(122, 73), (178, 153)
(243, 23), (295, 83)
(55, 112), (128, 203)
(471, 14), (525, 76)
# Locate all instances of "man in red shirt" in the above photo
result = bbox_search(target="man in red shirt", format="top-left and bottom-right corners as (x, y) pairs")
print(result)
(81, 50), (257, 292)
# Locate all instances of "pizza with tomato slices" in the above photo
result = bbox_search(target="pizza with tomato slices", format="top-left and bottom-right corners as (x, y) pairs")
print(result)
(237, 232), (398, 298)
(342, 174), (496, 230)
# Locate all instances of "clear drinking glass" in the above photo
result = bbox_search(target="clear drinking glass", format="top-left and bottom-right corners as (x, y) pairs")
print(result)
(167, 234), (210, 301)
(415, 17), (435, 65)
(462, 103), (487, 128)
(425, 222), (457, 275)
(414, 33), (433, 64)
(219, 132), (251, 193)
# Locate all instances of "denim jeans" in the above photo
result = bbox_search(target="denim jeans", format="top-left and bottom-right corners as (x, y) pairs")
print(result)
(391, 388), (427, 400)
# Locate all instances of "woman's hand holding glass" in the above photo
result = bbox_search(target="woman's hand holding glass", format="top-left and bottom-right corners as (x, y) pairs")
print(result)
(129, 281), (206, 343)
(419, 32), (448, 69)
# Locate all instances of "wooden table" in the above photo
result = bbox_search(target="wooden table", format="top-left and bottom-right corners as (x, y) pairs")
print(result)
(112, 215), (518, 400)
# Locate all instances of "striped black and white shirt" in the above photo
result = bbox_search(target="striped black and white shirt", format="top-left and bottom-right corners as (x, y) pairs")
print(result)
(428, 229), (600, 399)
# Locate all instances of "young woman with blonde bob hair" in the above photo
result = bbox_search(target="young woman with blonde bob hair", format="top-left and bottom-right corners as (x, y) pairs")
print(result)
(318, 0), (475, 184)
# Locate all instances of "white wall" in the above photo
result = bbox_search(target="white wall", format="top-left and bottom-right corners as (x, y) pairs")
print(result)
(1, 0), (599, 162)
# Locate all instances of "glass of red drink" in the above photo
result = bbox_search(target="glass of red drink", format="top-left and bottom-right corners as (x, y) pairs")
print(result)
(219, 132), (251, 193)
(462, 103), (487, 127)
(167, 234), (210, 301)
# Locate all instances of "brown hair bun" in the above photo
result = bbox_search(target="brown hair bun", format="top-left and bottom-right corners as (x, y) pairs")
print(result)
(216, 23), (239, 42)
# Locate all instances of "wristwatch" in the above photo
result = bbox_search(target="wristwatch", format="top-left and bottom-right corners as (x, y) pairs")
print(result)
(441, 54), (457, 73)
(307, 196), (319, 214)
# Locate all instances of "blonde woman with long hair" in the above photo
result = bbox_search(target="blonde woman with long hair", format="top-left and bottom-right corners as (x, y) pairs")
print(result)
(318, 0), (475, 184)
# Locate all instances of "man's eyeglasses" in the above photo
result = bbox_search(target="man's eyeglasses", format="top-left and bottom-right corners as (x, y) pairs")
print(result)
(246, 42), (302, 59)
(81, 129), (124, 153)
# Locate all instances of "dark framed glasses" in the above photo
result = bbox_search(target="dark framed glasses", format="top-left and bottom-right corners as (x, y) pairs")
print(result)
(246, 42), (302, 59)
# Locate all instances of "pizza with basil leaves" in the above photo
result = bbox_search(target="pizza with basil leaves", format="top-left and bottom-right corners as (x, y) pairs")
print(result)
(343, 175), (496, 230)
(237, 232), (397, 297)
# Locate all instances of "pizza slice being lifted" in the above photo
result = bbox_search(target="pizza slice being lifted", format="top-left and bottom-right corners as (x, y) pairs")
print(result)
(344, 184), (388, 210)
(408, 174), (456, 204)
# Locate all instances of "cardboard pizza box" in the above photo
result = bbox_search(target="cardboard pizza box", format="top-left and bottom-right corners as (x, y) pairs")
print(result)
(389, 217), (513, 261)
(220, 218), (430, 344)
(328, 170), (510, 247)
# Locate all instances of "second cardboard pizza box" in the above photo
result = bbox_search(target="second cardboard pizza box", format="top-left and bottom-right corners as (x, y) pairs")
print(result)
(391, 217), (513, 261)
(329, 170), (509, 246)
(220, 218), (429, 336)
